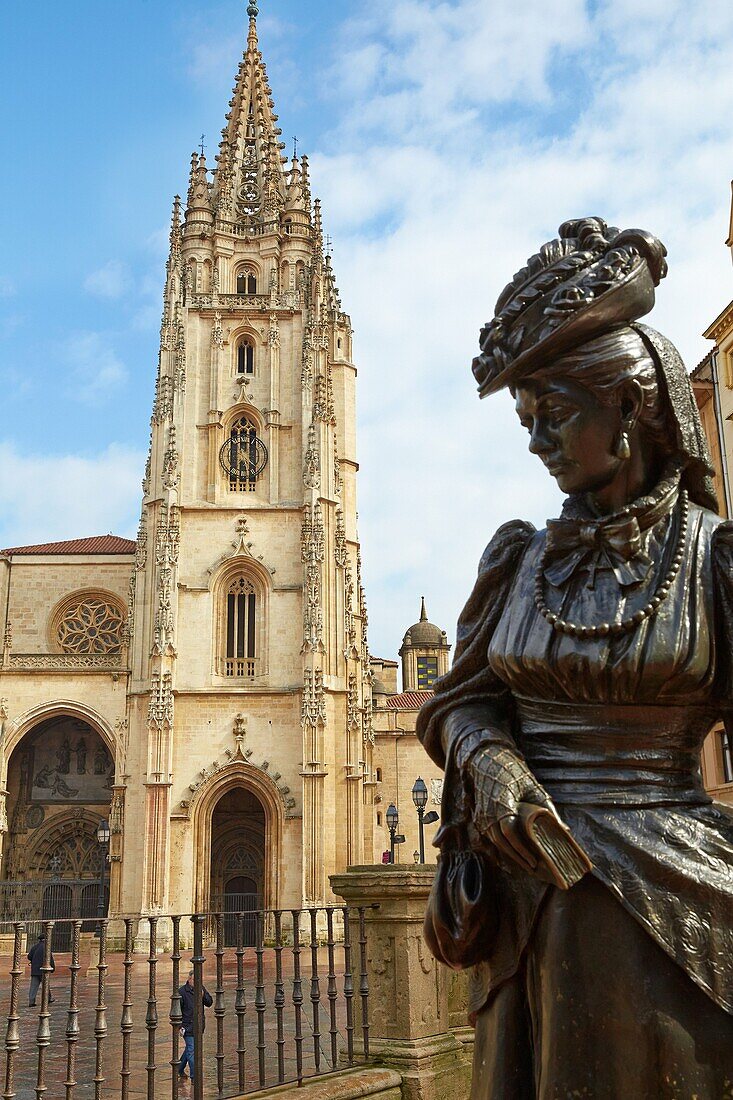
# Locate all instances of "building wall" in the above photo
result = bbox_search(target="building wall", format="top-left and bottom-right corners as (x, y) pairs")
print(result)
(0, 553), (133, 889)
(371, 709), (443, 864)
(697, 197), (733, 806)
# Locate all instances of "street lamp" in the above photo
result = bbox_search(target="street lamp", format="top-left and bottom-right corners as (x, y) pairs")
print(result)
(411, 778), (439, 863)
(386, 803), (399, 864)
(412, 778), (428, 863)
(96, 819), (111, 923)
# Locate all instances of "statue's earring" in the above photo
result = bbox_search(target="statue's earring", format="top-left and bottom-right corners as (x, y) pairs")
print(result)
(615, 429), (631, 460)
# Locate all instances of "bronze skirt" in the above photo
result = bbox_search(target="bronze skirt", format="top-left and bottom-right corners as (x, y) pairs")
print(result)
(470, 875), (733, 1100)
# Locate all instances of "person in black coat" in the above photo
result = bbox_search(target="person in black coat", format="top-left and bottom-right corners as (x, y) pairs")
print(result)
(178, 970), (212, 1080)
(27, 933), (55, 1007)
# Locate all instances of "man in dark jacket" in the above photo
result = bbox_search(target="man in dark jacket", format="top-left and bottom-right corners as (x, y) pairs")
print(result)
(27, 933), (55, 1007)
(178, 970), (212, 1081)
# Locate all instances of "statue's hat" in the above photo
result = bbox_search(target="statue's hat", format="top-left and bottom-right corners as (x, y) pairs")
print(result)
(472, 218), (668, 397)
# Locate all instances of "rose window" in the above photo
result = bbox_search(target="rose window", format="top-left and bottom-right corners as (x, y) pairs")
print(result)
(57, 599), (124, 654)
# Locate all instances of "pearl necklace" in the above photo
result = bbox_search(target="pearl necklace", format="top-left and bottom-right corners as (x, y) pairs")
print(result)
(533, 490), (689, 639)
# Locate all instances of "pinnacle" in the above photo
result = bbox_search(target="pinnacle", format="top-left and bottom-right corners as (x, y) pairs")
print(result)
(420, 597), (428, 622)
(169, 195), (182, 253)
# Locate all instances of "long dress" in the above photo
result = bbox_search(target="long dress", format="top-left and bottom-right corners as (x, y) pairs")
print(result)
(417, 469), (733, 1099)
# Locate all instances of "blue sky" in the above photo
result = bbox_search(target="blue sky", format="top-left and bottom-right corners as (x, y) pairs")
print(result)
(2, 0), (733, 660)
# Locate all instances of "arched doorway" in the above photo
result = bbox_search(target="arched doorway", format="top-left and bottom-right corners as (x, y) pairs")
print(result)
(210, 787), (265, 946)
(2, 715), (114, 942)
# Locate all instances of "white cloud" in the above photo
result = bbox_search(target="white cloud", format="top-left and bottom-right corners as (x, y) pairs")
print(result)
(65, 332), (128, 403)
(0, 442), (143, 550)
(84, 259), (132, 300)
(188, 33), (242, 87)
(330, 0), (590, 144)
(309, 0), (733, 661)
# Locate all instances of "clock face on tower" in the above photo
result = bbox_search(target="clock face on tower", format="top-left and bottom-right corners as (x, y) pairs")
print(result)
(219, 419), (268, 485)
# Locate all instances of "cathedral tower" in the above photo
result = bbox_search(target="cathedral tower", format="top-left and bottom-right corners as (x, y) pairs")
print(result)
(122, 2), (373, 915)
(399, 599), (450, 691)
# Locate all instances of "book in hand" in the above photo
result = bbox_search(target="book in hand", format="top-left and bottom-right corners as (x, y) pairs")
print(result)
(519, 803), (593, 890)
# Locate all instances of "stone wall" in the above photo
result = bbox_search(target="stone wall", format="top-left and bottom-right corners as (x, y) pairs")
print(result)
(331, 866), (473, 1100)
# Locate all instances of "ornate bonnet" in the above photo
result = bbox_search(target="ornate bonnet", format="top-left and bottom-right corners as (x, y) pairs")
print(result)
(472, 217), (718, 512)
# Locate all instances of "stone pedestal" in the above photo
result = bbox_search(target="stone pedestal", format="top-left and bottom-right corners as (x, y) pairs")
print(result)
(0, 931), (19, 957)
(330, 866), (473, 1100)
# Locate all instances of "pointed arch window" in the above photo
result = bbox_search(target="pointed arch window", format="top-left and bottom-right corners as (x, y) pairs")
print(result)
(224, 576), (258, 678)
(219, 415), (268, 492)
(237, 338), (255, 375)
(236, 266), (258, 295)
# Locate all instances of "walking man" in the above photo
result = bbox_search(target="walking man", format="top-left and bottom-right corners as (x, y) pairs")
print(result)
(27, 932), (55, 1007)
(178, 970), (212, 1082)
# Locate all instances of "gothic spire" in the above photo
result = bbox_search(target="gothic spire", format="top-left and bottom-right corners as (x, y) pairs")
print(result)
(212, 0), (286, 227)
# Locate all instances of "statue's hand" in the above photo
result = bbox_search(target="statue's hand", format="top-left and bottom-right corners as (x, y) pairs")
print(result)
(466, 745), (555, 874)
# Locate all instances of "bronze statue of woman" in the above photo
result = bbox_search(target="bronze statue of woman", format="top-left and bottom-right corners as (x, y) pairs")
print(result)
(417, 218), (733, 1097)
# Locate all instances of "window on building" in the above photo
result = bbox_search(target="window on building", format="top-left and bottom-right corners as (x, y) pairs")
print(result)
(237, 339), (255, 375)
(56, 596), (124, 654)
(284, 219), (292, 235)
(376, 768), (382, 782)
(236, 267), (257, 295)
(416, 656), (439, 690)
(376, 812), (382, 827)
(219, 415), (268, 492)
(722, 728), (733, 783)
(224, 576), (257, 677)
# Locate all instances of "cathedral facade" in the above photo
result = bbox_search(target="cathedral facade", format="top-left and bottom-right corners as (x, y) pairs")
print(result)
(0, 4), (382, 922)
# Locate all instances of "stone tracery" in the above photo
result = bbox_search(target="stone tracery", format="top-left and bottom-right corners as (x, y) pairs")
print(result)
(57, 598), (124, 655)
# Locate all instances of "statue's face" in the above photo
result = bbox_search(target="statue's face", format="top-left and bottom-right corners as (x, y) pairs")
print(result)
(514, 376), (623, 496)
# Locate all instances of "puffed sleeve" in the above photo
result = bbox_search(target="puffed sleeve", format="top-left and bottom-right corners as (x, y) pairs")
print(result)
(712, 520), (733, 717)
(416, 519), (536, 770)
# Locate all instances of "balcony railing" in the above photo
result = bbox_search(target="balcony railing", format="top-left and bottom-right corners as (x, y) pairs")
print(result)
(4, 652), (126, 671)
(0, 905), (373, 1099)
(188, 291), (303, 311)
(223, 657), (258, 679)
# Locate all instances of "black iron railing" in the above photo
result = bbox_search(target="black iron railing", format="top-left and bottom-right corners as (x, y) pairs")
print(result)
(0, 905), (373, 1099)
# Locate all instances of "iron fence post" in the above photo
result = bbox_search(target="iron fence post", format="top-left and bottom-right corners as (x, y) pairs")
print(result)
(3, 921), (24, 1100)
(191, 913), (206, 1100)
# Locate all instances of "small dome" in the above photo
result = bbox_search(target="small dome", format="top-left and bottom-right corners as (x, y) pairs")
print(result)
(402, 597), (445, 647)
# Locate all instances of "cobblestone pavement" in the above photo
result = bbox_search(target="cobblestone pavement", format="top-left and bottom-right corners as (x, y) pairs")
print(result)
(2, 946), (359, 1099)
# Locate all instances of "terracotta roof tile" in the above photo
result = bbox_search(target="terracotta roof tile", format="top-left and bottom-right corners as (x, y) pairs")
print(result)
(384, 690), (433, 710)
(0, 535), (136, 556)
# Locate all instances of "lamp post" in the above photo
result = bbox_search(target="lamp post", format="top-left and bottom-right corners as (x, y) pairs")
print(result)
(96, 819), (110, 923)
(386, 803), (399, 864)
(411, 778), (439, 863)
(412, 778), (428, 863)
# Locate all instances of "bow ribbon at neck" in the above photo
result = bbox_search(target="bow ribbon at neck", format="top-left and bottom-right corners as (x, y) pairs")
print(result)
(544, 513), (652, 588)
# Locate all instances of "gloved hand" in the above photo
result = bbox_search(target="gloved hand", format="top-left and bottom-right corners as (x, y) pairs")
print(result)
(465, 744), (555, 873)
